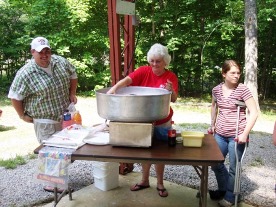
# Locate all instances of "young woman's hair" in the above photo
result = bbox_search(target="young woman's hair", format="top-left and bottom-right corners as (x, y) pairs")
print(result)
(147, 43), (171, 66)
(221, 60), (241, 74)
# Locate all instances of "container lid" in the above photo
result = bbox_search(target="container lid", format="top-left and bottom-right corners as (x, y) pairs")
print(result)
(63, 113), (71, 121)
(181, 131), (204, 139)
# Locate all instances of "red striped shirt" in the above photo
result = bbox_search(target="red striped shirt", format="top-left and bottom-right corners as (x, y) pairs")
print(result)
(212, 83), (252, 137)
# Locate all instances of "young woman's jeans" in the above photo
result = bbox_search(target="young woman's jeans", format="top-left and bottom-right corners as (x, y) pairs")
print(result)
(211, 133), (245, 203)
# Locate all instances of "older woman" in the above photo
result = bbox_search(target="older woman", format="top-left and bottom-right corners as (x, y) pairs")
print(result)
(107, 43), (178, 197)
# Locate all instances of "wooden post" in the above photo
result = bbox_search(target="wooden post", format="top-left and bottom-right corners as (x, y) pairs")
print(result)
(107, 0), (122, 85)
(107, 0), (135, 85)
(123, 15), (135, 76)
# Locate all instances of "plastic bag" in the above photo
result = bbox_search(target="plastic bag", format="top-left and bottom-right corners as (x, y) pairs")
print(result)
(35, 146), (75, 188)
(67, 102), (76, 114)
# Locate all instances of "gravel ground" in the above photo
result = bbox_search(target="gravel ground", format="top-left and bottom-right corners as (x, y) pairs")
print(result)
(0, 97), (275, 207)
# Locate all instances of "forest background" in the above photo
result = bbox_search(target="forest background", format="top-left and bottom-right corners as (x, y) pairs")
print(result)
(0, 0), (275, 102)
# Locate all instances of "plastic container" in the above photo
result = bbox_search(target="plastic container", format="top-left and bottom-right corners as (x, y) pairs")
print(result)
(93, 162), (119, 191)
(181, 131), (205, 147)
(62, 111), (74, 129)
(176, 136), (183, 143)
(73, 110), (82, 125)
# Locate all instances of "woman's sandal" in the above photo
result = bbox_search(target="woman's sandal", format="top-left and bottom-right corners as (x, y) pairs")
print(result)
(130, 183), (150, 191)
(156, 187), (168, 197)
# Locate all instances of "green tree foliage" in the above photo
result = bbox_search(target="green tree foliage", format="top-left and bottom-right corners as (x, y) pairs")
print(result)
(0, 0), (275, 99)
(26, 0), (110, 91)
(134, 0), (247, 97)
(1, 0), (110, 92)
(257, 0), (276, 100)
(0, 0), (29, 78)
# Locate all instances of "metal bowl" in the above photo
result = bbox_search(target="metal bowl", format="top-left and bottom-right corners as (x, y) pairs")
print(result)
(95, 86), (171, 122)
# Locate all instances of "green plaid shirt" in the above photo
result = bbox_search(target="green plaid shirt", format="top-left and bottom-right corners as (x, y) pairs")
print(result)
(10, 55), (76, 121)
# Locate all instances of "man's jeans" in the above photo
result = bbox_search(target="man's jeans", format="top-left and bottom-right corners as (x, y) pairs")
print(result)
(211, 133), (245, 203)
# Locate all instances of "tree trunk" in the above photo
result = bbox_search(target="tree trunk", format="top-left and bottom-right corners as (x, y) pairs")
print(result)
(260, 21), (273, 100)
(244, 0), (260, 111)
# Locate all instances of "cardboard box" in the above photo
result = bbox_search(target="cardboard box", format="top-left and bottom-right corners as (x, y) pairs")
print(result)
(109, 122), (153, 147)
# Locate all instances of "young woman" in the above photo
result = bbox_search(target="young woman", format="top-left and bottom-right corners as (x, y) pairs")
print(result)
(208, 60), (258, 207)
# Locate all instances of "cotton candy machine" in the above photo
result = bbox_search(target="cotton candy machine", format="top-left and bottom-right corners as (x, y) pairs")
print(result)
(95, 86), (171, 147)
(95, 86), (171, 122)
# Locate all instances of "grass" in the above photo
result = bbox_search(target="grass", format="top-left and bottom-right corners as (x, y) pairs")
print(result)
(0, 153), (37, 169)
(0, 95), (275, 169)
(178, 123), (209, 130)
(175, 97), (276, 122)
(0, 125), (16, 132)
(0, 155), (26, 169)
(249, 156), (264, 167)
(0, 92), (11, 107)
(1, 91), (276, 116)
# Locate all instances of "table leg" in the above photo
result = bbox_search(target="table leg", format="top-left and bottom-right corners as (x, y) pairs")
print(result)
(201, 166), (208, 207)
(68, 188), (73, 200)
(52, 187), (72, 207)
(53, 187), (58, 205)
(194, 166), (208, 207)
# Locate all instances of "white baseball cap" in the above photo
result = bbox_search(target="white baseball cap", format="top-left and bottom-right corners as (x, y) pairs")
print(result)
(30, 37), (51, 52)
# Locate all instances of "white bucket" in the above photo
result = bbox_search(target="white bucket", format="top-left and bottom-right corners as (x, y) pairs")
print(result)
(93, 161), (119, 191)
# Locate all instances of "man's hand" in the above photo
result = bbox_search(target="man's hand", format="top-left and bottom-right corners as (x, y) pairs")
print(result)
(21, 114), (33, 123)
(70, 94), (78, 104)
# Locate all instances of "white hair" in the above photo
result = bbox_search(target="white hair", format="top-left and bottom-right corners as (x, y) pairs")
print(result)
(147, 43), (171, 66)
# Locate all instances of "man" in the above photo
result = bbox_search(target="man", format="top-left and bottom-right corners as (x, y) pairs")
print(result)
(8, 36), (78, 192)
(8, 37), (78, 143)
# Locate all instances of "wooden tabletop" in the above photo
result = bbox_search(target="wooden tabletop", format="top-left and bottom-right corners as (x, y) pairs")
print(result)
(34, 134), (223, 207)
(34, 134), (224, 166)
